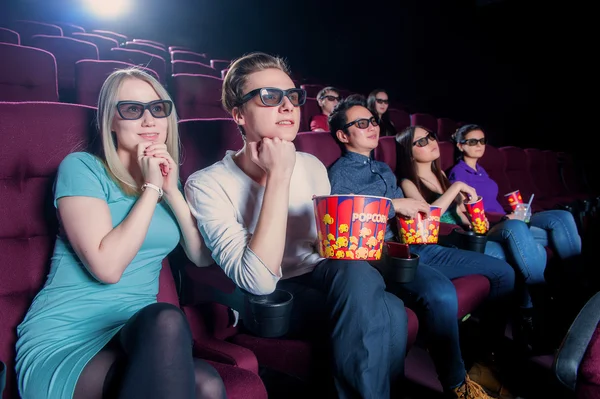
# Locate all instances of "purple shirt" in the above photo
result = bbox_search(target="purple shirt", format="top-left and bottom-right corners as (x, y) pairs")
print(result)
(448, 160), (505, 214)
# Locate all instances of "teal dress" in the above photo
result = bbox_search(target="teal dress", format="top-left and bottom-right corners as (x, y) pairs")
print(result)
(15, 152), (181, 399)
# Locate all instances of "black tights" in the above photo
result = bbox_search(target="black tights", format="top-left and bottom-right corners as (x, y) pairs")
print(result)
(74, 303), (226, 399)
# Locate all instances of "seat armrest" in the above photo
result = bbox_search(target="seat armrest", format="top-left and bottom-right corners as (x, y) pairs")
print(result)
(554, 292), (600, 391)
(192, 337), (259, 374)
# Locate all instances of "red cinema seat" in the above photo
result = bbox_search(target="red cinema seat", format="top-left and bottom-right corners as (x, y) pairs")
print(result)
(12, 20), (62, 45)
(388, 108), (411, 133)
(437, 117), (458, 142)
(171, 50), (208, 63)
(109, 47), (166, 83)
(0, 27), (20, 45)
(91, 29), (127, 43)
(210, 59), (230, 71)
(171, 74), (228, 119)
(172, 60), (219, 77)
(72, 32), (119, 59)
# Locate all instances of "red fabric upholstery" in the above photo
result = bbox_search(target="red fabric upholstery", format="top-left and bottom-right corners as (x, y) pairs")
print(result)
(169, 46), (192, 52)
(558, 152), (591, 197)
(172, 74), (228, 120)
(293, 132), (341, 168)
(388, 108), (411, 132)
(301, 98), (320, 132)
(133, 39), (166, 49)
(171, 50), (208, 63)
(526, 148), (579, 206)
(577, 325), (600, 399)
(12, 20), (62, 45)
(0, 27), (20, 45)
(109, 48), (166, 83)
(374, 136), (397, 173)
(479, 144), (512, 212)
(452, 275), (491, 319)
(208, 361), (268, 399)
(125, 41), (168, 60)
(30, 35), (99, 92)
(172, 60), (219, 77)
(210, 59), (230, 71)
(178, 118), (243, 181)
(91, 29), (128, 43)
(75, 59), (159, 107)
(437, 117), (458, 142)
(438, 141), (454, 173)
(500, 146), (547, 211)
(410, 113), (438, 134)
(53, 22), (85, 36)
(0, 101), (97, 399)
(72, 32), (119, 59)
(0, 43), (59, 101)
(300, 84), (324, 97)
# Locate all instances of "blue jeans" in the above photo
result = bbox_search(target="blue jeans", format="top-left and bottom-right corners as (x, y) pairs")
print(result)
(529, 210), (582, 260)
(392, 244), (515, 389)
(279, 259), (407, 399)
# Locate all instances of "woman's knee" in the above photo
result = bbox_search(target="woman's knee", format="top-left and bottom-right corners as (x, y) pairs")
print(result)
(420, 279), (458, 314)
(194, 360), (226, 399)
(132, 303), (191, 342)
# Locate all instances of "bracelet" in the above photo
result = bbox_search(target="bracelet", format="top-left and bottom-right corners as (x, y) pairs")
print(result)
(141, 182), (163, 198)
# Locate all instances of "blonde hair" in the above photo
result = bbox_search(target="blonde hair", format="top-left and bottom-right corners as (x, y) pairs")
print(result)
(96, 68), (179, 196)
(221, 52), (290, 114)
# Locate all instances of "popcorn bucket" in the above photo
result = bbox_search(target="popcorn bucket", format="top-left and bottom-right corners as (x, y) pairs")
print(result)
(504, 190), (523, 211)
(397, 206), (442, 244)
(313, 195), (392, 261)
(464, 196), (488, 234)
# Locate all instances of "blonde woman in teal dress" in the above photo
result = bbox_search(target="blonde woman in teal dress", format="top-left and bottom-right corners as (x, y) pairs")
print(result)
(15, 69), (226, 399)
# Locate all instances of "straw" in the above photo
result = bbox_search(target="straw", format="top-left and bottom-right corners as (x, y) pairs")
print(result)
(527, 193), (535, 209)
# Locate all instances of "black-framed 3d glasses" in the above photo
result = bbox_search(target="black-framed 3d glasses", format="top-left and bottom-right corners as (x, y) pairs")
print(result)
(375, 98), (389, 104)
(320, 95), (341, 102)
(413, 132), (437, 147)
(238, 87), (307, 107)
(460, 138), (487, 146)
(343, 116), (379, 130)
(116, 100), (173, 120)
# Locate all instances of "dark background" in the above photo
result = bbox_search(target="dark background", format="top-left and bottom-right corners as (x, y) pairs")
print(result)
(1, 0), (594, 164)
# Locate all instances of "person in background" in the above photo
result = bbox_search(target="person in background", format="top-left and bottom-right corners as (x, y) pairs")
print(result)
(310, 86), (341, 131)
(185, 52), (409, 399)
(448, 124), (582, 341)
(367, 88), (396, 136)
(15, 68), (225, 399)
(327, 96), (516, 399)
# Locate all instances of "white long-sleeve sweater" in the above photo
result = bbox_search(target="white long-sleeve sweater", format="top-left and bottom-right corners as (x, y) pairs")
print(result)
(185, 151), (330, 295)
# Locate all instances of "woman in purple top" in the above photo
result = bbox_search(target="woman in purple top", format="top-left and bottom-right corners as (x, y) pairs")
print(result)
(448, 125), (582, 342)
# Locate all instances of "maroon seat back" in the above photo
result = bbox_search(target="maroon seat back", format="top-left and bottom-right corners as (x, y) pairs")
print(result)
(438, 141), (454, 173)
(387, 108), (410, 132)
(125, 41), (168, 60)
(171, 74), (228, 120)
(544, 150), (571, 197)
(109, 48), (166, 83)
(559, 152), (589, 195)
(0, 43), (59, 101)
(220, 68), (229, 79)
(30, 35), (99, 92)
(171, 60), (219, 77)
(479, 144), (512, 210)
(293, 132), (341, 168)
(0, 101), (96, 399)
(169, 45), (192, 52)
(91, 29), (127, 44)
(577, 326), (600, 399)
(75, 59), (159, 107)
(210, 59), (230, 71)
(12, 20), (62, 45)
(525, 148), (555, 199)
(0, 28), (20, 45)
(301, 98), (321, 132)
(300, 84), (324, 97)
(171, 50), (208, 63)
(133, 38), (166, 49)
(499, 146), (535, 201)
(178, 118), (243, 181)
(374, 136), (397, 173)
(437, 117), (457, 142)
(72, 32), (118, 59)
(53, 22), (84, 36)
(410, 113), (438, 134)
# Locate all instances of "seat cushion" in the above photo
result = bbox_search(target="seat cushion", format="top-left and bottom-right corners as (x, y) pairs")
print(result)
(207, 360), (267, 399)
(577, 325), (600, 398)
(452, 275), (491, 319)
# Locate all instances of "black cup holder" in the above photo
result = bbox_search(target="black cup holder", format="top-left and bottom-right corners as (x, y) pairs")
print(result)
(243, 289), (294, 338)
(386, 253), (420, 284)
(452, 228), (488, 253)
